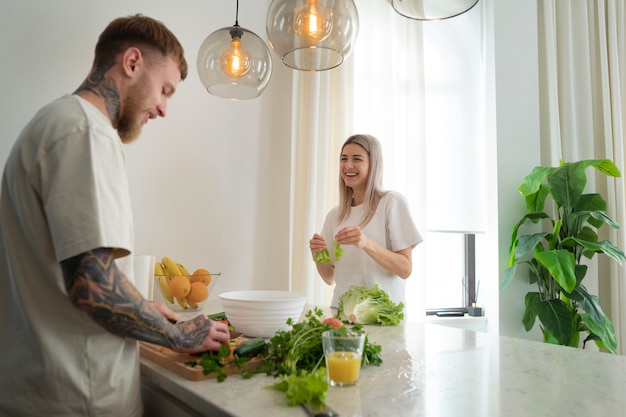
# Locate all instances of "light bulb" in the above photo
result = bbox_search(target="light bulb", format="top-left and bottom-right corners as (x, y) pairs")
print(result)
(294, 0), (332, 43)
(220, 36), (251, 78)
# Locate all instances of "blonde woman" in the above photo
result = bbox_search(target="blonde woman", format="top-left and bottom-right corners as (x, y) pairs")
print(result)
(310, 134), (423, 308)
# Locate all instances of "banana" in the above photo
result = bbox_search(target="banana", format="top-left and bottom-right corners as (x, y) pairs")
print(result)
(154, 261), (165, 276)
(187, 299), (198, 309)
(177, 262), (190, 275)
(175, 296), (188, 309)
(161, 257), (182, 276)
(158, 276), (174, 303)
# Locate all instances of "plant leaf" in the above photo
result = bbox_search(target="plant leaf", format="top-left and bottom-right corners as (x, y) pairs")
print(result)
(534, 298), (573, 346)
(576, 194), (606, 228)
(524, 183), (550, 213)
(570, 239), (626, 265)
(500, 265), (517, 292)
(519, 167), (556, 197)
(522, 292), (540, 331)
(514, 232), (549, 260)
(534, 250), (577, 293)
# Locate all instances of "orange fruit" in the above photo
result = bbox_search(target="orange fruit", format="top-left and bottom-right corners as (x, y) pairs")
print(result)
(191, 268), (212, 286)
(168, 275), (191, 299)
(187, 281), (209, 303)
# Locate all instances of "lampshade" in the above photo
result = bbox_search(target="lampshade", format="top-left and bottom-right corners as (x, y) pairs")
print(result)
(391, 0), (479, 21)
(266, 0), (359, 71)
(197, 11), (272, 100)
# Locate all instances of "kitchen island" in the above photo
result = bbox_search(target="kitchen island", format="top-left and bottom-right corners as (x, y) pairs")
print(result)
(140, 306), (626, 417)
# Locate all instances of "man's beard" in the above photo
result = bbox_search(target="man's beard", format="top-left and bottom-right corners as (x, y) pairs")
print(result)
(117, 76), (150, 144)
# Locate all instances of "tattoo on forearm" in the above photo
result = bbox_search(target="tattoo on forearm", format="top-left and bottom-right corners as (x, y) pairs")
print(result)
(60, 248), (210, 350)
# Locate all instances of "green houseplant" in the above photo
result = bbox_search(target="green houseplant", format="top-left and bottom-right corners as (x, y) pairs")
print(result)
(501, 159), (626, 354)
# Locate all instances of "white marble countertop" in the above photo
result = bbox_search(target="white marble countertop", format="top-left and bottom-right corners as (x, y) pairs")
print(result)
(140, 304), (626, 417)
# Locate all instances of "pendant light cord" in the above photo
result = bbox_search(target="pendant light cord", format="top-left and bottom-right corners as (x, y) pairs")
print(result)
(234, 0), (240, 27)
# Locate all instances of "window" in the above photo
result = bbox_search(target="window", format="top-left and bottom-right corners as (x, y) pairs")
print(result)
(351, 2), (486, 317)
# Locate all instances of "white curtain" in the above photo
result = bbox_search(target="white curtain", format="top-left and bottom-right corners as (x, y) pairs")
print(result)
(538, 0), (626, 353)
(288, 0), (427, 319)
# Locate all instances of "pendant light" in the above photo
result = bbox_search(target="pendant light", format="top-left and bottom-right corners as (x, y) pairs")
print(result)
(197, 0), (272, 100)
(266, 0), (359, 71)
(391, 0), (479, 21)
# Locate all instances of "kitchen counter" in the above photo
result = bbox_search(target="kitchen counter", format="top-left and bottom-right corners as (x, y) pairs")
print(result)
(140, 305), (626, 417)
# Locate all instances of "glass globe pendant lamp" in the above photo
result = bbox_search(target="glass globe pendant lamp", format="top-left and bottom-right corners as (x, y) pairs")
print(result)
(391, 0), (480, 21)
(266, 0), (359, 71)
(197, 0), (272, 100)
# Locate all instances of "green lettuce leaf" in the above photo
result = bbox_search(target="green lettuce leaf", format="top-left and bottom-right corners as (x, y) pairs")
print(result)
(336, 284), (405, 326)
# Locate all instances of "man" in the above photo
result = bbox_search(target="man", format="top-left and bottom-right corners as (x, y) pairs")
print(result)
(0, 14), (229, 416)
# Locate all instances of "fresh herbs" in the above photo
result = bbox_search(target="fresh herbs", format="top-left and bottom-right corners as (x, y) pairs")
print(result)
(184, 343), (235, 382)
(184, 307), (383, 408)
(265, 368), (328, 407)
(258, 307), (382, 377)
(313, 241), (344, 264)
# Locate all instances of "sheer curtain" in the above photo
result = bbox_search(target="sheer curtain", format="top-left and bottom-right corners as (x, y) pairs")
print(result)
(288, 0), (427, 319)
(538, 0), (626, 353)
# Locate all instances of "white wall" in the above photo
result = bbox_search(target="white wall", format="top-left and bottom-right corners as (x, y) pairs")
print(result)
(0, 0), (293, 298)
(0, 0), (546, 338)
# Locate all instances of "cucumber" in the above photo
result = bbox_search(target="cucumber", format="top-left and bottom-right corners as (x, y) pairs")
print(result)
(233, 338), (266, 358)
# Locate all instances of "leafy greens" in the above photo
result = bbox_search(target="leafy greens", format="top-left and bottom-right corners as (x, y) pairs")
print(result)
(258, 307), (382, 377)
(336, 284), (405, 326)
(313, 241), (344, 264)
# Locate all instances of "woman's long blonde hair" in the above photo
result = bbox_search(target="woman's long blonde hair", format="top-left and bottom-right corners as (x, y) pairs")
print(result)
(336, 134), (387, 227)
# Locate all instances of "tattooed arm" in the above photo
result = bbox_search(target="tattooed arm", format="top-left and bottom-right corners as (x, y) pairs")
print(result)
(60, 247), (230, 353)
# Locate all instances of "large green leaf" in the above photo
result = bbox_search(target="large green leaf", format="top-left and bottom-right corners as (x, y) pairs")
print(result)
(508, 212), (550, 255)
(576, 194), (607, 228)
(589, 159), (621, 177)
(534, 249), (577, 293)
(535, 298), (574, 346)
(587, 210), (621, 230)
(524, 184), (550, 213)
(570, 239), (626, 264)
(579, 313), (617, 354)
(547, 163), (587, 211)
(514, 232), (549, 260)
(523, 292), (540, 331)
(569, 285), (617, 353)
(519, 167), (556, 196)
(546, 159), (620, 212)
(501, 265), (517, 292)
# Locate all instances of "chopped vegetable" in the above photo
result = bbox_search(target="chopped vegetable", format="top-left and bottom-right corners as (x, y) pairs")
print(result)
(336, 284), (405, 326)
(184, 343), (233, 382)
(265, 368), (328, 407)
(321, 317), (343, 328)
(313, 240), (343, 264)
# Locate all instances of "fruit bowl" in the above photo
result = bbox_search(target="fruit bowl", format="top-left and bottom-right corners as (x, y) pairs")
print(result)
(219, 290), (307, 337)
(154, 272), (220, 312)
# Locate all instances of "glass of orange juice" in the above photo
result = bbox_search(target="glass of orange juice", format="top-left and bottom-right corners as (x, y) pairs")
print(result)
(322, 329), (365, 387)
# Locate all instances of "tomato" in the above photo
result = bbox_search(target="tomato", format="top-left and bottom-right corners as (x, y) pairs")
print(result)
(322, 317), (344, 328)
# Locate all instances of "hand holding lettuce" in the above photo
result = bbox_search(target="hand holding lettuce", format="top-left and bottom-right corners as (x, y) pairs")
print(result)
(313, 240), (344, 264)
(336, 284), (405, 326)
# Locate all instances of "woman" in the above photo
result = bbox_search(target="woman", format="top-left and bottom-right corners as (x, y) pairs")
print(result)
(310, 134), (423, 308)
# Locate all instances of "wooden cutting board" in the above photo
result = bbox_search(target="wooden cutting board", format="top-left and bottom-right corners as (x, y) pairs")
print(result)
(139, 338), (264, 381)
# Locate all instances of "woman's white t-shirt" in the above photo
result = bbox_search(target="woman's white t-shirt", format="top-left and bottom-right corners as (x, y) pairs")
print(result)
(320, 191), (423, 308)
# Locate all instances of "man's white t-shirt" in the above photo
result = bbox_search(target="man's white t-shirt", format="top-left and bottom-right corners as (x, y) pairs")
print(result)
(320, 191), (423, 308)
(0, 95), (141, 416)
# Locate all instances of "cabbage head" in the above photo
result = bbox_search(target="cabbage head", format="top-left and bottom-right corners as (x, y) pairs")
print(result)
(336, 284), (404, 326)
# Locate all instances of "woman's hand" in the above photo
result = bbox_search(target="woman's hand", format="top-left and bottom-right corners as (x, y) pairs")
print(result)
(309, 233), (328, 257)
(335, 226), (369, 249)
